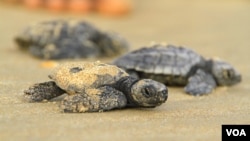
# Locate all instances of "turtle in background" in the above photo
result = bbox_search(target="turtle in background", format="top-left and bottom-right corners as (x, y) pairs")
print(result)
(113, 44), (242, 96)
(24, 61), (168, 113)
(15, 19), (129, 59)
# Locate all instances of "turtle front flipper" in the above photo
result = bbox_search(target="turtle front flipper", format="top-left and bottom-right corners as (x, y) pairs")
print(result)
(184, 69), (217, 96)
(24, 81), (65, 102)
(61, 86), (127, 113)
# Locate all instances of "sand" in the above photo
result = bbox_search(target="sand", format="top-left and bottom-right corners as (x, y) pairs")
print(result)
(0, 0), (250, 141)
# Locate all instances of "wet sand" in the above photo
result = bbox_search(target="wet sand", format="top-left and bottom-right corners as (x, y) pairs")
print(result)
(0, 0), (250, 141)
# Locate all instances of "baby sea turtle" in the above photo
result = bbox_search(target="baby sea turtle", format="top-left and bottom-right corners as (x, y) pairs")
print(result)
(113, 44), (242, 95)
(15, 19), (129, 59)
(24, 61), (168, 112)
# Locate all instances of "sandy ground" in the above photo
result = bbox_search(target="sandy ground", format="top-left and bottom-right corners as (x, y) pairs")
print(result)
(0, 0), (250, 141)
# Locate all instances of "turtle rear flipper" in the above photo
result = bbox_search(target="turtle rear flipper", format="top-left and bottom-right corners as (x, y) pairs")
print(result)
(24, 81), (65, 102)
(184, 69), (216, 96)
(61, 86), (127, 113)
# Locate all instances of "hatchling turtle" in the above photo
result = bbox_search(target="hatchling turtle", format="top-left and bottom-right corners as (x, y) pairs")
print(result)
(24, 61), (168, 112)
(113, 44), (242, 95)
(15, 19), (129, 59)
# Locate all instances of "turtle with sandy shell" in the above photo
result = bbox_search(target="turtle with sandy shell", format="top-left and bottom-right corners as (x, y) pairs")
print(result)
(113, 44), (242, 95)
(24, 61), (168, 112)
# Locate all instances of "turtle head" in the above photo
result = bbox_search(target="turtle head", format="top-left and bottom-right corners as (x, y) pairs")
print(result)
(130, 79), (168, 107)
(210, 59), (241, 86)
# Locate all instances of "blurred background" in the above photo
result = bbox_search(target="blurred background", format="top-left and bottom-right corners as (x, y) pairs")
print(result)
(1, 0), (250, 59)
(0, 0), (250, 141)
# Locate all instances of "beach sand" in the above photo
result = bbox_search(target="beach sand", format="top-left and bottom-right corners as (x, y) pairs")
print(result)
(0, 0), (249, 140)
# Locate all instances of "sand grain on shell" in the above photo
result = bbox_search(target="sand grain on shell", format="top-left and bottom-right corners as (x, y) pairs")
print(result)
(50, 61), (128, 95)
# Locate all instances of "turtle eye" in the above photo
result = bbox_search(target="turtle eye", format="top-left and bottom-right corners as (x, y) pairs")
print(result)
(223, 70), (234, 79)
(161, 89), (168, 95)
(141, 86), (156, 98)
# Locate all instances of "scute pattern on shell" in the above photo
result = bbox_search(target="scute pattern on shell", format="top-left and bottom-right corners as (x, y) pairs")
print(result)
(49, 62), (128, 95)
(113, 44), (205, 76)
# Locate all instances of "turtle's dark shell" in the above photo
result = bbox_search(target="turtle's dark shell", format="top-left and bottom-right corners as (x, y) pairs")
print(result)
(113, 44), (206, 85)
(113, 44), (242, 95)
(15, 20), (129, 59)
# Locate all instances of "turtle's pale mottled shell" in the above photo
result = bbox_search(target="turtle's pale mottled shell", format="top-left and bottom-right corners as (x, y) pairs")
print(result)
(49, 61), (128, 95)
